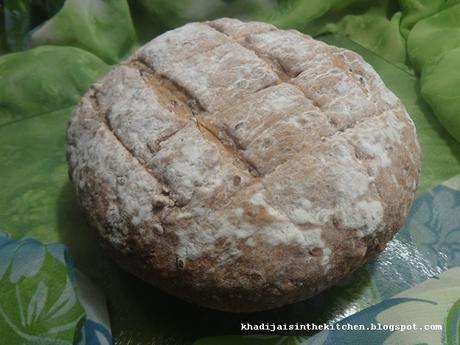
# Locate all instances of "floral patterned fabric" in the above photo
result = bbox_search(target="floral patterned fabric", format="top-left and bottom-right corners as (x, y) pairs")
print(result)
(0, 233), (111, 344)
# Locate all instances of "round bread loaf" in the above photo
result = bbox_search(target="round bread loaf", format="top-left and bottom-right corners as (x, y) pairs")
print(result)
(67, 18), (421, 312)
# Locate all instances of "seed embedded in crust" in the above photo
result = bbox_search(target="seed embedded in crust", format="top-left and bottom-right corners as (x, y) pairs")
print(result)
(233, 175), (242, 186)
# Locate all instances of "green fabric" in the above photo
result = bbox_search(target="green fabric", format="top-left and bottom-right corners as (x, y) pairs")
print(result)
(0, 46), (108, 242)
(0, 46), (108, 125)
(0, 234), (85, 344)
(420, 47), (460, 144)
(407, 3), (460, 71)
(407, 3), (460, 142)
(2, 0), (65, 52)
(3, 0), (34, 52)
(324, 9), (408, 69)
(399, 0), (445, 38)
(27, 0), (137, 64)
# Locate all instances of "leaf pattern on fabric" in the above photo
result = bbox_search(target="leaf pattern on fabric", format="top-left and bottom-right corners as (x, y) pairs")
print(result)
(9, 240), (45, 283)
(77, 320), (112, 345)
(0, 233), (85, 344)
(405, 186), (460, 269)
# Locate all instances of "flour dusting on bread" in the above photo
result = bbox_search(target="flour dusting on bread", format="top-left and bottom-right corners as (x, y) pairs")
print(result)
(67, 18), (421, 312)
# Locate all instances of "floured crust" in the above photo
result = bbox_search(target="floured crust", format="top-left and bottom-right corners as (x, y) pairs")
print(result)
(67, 18), (421, 312)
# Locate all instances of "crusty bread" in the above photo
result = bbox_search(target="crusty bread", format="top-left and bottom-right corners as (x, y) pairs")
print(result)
(67, 18), (421, 312)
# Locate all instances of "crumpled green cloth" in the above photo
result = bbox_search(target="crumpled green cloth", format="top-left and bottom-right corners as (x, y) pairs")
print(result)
(406, 2), (460, 143)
